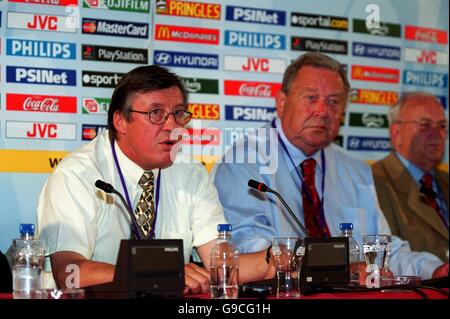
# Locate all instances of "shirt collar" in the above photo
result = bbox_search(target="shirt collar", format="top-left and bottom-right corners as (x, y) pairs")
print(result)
(275, 118), (323, 171)
(395, 151), (433, 186)
(114, 140), (158, 191)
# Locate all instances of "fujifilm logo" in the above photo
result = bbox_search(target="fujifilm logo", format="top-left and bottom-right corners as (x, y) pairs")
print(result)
(82, 44), (148, 64)
(82, 71), (124, 88)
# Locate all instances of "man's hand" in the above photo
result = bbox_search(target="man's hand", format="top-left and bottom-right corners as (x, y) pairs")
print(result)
(432, 262), (449, 278)
(183, 263), (210, 295)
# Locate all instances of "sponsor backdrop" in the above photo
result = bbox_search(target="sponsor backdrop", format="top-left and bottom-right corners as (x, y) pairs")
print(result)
(0, 0), (448, 250)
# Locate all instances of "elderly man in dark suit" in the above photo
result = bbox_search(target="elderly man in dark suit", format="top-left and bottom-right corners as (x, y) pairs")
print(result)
(372, 92), (449, 262)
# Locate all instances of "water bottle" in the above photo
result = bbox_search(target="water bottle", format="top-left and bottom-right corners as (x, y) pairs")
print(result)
(12, 224), (45, 299)
(209, 224), (239, 299)
(339, 223), (360, 286)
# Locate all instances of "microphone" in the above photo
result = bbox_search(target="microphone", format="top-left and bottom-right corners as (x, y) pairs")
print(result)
(95, 180), (145, 240)
(248, 179), (310, 238)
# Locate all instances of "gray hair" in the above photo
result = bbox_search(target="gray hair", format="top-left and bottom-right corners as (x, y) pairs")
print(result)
(281, 52), (350, 96)
(388, 92), (440, 125)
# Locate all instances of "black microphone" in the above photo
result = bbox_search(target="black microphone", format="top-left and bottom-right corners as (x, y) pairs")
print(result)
(95, 180), (145, 240)
(248, 179), (310, 238)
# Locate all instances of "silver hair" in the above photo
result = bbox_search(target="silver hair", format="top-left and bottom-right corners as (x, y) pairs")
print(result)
(388, 91), (440, 125)
(281, 52), (350, 96)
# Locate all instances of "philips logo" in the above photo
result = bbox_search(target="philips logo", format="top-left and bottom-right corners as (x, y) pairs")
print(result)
(347, 136), (391, 152)
(352, 42), (401, 61)
(403, 70), (447, 88)
(436, 95), (447, 109)
(7, 38), (76, 59)
(6, 66), (76, 86)
(225, 30), (285, 50)
(225, 6), (285, 26)
(225, 105), (277, 122)
(154, 50), (218, 69)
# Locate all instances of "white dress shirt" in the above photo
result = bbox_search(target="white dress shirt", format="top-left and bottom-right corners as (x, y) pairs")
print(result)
(37, 130), (226, 275)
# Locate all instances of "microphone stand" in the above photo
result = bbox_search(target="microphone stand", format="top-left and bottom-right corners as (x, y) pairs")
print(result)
(95, 180), (145, 240)
(265, 188), (310, 239)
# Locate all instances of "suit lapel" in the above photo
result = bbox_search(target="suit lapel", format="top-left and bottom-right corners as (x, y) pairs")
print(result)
(383, 153), (448, 239)
(435, 169), (449, 209)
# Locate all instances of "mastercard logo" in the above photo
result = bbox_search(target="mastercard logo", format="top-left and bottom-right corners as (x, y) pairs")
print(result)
(83, 22), (97, 33)
(82, 128), (97, 140)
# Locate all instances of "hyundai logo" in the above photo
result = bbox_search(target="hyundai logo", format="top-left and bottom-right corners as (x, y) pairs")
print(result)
(154, 52), (172, 64)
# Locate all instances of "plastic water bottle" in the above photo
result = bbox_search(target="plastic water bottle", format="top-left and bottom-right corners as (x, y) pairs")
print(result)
(209, 224), (239, 299)
(12, 224), (45, 299)
(340, 223), (360, 286)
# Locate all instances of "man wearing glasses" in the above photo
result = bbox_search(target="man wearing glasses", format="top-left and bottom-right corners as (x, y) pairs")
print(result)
(38, 65), (273, 293)
(372, 92), (449, 263)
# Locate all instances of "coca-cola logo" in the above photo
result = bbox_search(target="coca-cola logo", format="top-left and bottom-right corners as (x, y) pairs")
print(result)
(239, 84), (272, 97)
(415, 30), (438, 42)
(24, 97), (60, 112)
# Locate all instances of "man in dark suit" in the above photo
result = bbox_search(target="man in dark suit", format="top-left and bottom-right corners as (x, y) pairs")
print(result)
(372, 92), (449, 262)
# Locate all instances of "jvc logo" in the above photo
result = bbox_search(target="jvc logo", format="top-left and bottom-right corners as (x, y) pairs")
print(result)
(418, 50), (437, 64)
(6, 121), (77, 140)
(243, 58), (269, 71)
(28, 15), (57, 30)
(27, 123), (58, 138)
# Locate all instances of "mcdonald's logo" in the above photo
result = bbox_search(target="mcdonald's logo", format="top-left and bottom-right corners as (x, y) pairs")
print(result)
(157, 26), (171, 39)
(352, 66), (363, 78)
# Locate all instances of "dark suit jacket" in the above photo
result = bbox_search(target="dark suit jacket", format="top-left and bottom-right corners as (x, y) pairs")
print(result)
(372, 152), (449, 262)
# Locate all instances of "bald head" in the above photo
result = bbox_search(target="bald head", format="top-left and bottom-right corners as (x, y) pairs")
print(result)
(390, 92), (447, 172)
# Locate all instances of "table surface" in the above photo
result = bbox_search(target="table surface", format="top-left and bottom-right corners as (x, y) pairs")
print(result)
(1, 287), (448, 300)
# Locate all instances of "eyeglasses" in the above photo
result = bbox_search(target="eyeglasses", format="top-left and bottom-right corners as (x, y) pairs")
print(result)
(129, 108), (193, 125)
(395, 119), (449, 133)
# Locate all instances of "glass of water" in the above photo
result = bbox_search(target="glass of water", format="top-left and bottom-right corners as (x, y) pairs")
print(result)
(272, 237), (304, 298)
(362, 234), (394, 288)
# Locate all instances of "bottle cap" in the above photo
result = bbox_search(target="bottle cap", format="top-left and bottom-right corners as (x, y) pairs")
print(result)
(339, 223), (353, 231)
(217, 224), (232, 232)
(19, 223), (35, 236)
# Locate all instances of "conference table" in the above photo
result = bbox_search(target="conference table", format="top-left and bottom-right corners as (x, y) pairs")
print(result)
(0, 286), (447, 299)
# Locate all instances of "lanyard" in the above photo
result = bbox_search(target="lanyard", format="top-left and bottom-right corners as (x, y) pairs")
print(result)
(271, 120), (327, 230)
(111, 140), (161, 239)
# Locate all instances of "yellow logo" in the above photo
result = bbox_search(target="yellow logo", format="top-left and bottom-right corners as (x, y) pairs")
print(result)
(157, 26), (171, 39)
(0, 150), (68, 173)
